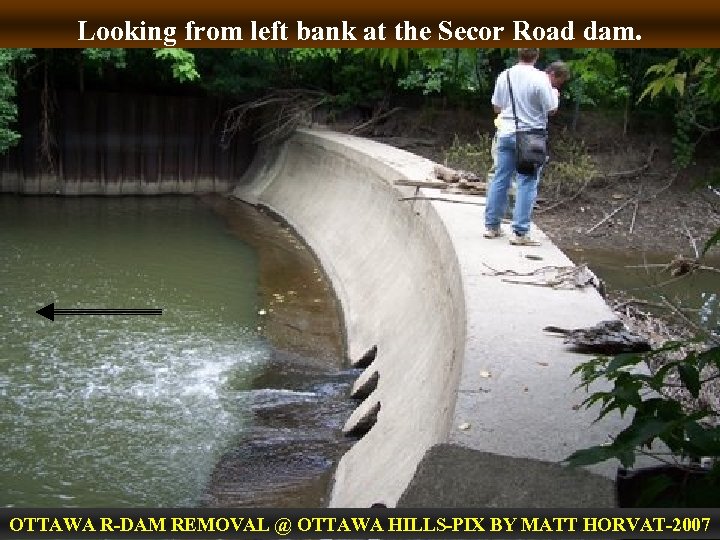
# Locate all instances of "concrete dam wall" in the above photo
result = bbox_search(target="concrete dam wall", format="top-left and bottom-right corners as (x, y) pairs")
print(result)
(0, 91), (253, 195)
(232, 129), (626, 508)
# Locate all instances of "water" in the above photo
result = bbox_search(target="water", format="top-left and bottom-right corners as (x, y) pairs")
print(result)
(0, 195), (351, 508)
(565, 248), (720, 333)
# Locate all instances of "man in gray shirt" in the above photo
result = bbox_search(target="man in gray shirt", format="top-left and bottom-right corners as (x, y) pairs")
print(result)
(483, 48), (557, 245)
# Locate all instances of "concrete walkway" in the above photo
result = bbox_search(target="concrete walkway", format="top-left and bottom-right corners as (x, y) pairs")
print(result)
(232, 128), (623, 508)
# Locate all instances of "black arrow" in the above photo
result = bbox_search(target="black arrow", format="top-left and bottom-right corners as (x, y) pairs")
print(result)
(36, 303), (163, 321)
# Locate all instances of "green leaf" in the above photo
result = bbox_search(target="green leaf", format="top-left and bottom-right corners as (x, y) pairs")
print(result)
(606, 352), (643, 374)
(697, 345), (720, 370)
(565, 445), (617, 467)
(614, 418), (670, 450)
(154, 48), (199, 82)
(634, 473), (676, 507)
(684, 423), (720, 456)
(702, 228), (720, 256)
(678, 362), (701, 398)
(673, 73), (686, 95)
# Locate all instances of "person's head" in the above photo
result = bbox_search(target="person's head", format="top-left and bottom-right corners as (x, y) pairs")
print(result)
(518, 48), (540, 64)
(546, 61), (570, 89)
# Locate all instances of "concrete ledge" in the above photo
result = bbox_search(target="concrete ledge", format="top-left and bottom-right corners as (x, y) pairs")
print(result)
(1, 176), (231, 195)
(232, 128), (627, 508)
(398, 444), (616, 507)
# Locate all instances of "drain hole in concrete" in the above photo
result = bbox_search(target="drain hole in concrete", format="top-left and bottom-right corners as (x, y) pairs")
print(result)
(353, 345), (377, 369)
(351, 371), (379, 400)
(345, 401), (381, 439)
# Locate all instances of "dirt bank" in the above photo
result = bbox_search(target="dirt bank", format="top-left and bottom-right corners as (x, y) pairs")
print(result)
(329, 107), (720, 258)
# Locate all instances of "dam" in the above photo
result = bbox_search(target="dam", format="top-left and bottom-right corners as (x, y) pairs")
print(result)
(232, 128), (625, 507)
(1, 97), (627, 506)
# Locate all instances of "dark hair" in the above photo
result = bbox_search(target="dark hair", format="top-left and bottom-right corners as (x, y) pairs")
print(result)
(546, 60), (570, 79)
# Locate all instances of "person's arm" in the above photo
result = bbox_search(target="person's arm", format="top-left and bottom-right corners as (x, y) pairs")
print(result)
(491, 72), (507, 116)
(548, 88), (559, 116)
(541, 79), (557, 116)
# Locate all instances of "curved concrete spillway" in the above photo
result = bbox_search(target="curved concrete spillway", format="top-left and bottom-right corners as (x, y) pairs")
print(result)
(232, 129), (624, 508)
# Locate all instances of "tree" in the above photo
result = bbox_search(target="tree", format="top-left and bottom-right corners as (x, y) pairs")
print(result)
(639, 49), (720, 168)
(0, 49), (34, 154)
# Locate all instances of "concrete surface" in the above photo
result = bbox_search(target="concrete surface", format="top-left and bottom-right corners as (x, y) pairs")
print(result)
(232, 128), (624, 508)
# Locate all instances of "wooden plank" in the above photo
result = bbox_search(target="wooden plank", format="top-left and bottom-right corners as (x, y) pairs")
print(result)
(394, 179), (448, 188)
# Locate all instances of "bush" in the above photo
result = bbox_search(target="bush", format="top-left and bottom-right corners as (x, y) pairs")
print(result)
(442, 133), (494, 180)
(567, 340), (720, 506)
(544, 130), (597, 198)
(442, 130), (597, 198)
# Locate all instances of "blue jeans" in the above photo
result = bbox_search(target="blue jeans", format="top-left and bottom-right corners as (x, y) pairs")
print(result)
(484, 133), (542, 236)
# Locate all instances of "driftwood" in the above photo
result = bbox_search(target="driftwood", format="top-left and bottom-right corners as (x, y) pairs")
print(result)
(629, 182), (643, 234)
(535, 174), (593, 214)
(586, 198), (635, 234)
(544, 320), (651, 354)
(586, 169), (680, 236)
(398, 196), (486, 207)
(602, 145), (658, 179)
(442, 186), (487, 196)
(221, 89), (329, 147)
(539, 145), (659, 215)
(433, 164), (483, 183)
(349, 106), (404, 135)
(681, 220), (700, 258)
(394, 179), (448, 189)
(481, 263), (603, 292)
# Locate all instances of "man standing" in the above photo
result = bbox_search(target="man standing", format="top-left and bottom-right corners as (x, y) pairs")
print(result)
(486, 61), (568, 183)
(483, 48), (558, 245)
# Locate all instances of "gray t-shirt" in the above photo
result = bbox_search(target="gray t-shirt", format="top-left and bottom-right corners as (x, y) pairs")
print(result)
(492, 64), (557, 136)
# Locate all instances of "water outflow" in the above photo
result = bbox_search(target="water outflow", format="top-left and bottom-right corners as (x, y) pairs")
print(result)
(0, 196), (271, 506)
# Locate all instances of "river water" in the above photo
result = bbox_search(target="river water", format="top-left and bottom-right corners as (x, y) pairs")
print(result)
(565, 248), (720, 332)
(0, 195), (353, 508)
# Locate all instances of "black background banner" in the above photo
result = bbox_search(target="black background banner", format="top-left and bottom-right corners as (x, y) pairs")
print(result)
(2, 508), (720, 539)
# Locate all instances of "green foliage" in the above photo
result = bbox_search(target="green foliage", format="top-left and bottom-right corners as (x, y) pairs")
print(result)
(153, 49), (199, 82)
(639, 58), (685, 101)
(702, 174), (720, 256)
(194, 49), (280, 96)
(0, 48), (34, 155)
(567, 49), (630, 107)
(639, 49), (720, 169)
(82, 48), (127, 72)
(543, 131), (597, 197)
(443, 134), (494, 176)
(567, 340), (720, 505)
(704, 229), (720, 257)
(80, 48), (198, 84)
(442, 129), (596, 198)
(357, 48), (409, 71)
(396, 49), (491, 97)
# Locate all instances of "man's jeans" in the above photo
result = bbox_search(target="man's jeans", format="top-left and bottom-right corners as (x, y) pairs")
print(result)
(484, 133), (541, 236)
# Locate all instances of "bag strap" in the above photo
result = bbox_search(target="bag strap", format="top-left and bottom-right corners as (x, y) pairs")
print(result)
(506, 71), (520, 134)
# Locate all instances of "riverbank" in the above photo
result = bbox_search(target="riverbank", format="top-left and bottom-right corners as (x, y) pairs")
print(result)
(326, 107), (720, 425)
(330, 106), (720, 432)
(328, 107), (720, 258)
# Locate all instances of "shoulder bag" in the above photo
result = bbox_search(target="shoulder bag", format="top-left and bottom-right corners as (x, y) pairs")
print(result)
(507, 71), (548, 175)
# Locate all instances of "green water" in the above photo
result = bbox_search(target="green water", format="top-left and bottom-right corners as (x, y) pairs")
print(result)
(565, 248), (720, 332)
(0, 196), (271, 507)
